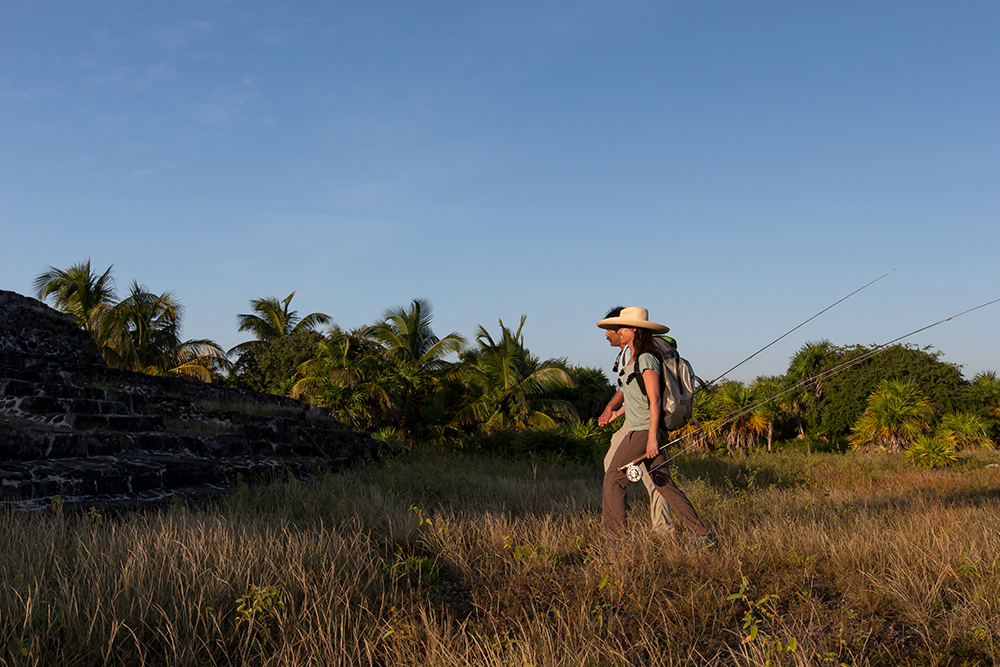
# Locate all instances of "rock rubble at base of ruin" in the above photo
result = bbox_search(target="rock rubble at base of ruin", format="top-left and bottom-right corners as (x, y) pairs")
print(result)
(0, 290), (383, 511)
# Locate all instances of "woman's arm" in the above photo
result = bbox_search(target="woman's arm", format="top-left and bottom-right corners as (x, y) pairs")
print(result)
(642, 367), (661, 459)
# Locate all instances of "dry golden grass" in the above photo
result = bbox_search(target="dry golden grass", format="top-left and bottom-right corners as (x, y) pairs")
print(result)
(1, 449), (998, 666)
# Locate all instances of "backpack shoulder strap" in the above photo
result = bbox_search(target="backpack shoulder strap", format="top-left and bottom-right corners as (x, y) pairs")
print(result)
(626, 350), (663, 397)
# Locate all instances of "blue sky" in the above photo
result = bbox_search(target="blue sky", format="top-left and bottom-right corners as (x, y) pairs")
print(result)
(3, 1), (998, 383)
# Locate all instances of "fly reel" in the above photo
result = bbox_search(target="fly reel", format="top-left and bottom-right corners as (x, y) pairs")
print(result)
(625, 463), (644, 482)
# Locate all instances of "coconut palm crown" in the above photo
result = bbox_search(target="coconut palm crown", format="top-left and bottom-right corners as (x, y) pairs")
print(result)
(366, 299), (466, 439)
(230, 292), (331, 356)
(100, 281), (229, 381)
(33, 259), (116, 335)
(456, 316), (577, 431)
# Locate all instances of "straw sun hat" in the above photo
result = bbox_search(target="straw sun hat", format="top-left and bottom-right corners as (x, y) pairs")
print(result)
(596, 306), (669, 334)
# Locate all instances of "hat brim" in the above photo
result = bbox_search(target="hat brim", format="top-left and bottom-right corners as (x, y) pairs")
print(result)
(596, 316), (669, 334)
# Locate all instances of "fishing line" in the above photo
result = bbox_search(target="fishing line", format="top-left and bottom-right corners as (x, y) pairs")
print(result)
(625, 348), (878, 476)
(702, 269), (896, 389)
(639, 295), (1000, 474)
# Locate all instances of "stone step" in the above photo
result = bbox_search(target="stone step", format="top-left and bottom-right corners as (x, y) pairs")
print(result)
(13, 395), (61, 414)
(65, 413), (163, 432)
(1, 377), (143, 407)
(0, 412), (163, 433)
(9, 396), (131, 416)
(3, 421), (125, 459)
(0, 361), (58, 382)
(0, 378), (37, 396)
(0, 358), (36, 376)
(3, 411), (373, 463)
(0, 451), (337, 510)
(67, 398), (133, 415)
(36, 383), (136, 403)
(0, 420), (227, 460)
(0, 417), (307, 461)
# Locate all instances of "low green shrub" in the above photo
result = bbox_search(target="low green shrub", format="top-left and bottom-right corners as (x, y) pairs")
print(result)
(905, 434), (958, 468)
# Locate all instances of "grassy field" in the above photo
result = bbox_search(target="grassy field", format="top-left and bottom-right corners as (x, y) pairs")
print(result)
(1, 447), (999, 666)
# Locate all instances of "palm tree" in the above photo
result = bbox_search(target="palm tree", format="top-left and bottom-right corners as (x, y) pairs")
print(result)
(230, 292), (331, 356)
(905, 433), (958, 468)
(34, 262), (226, 381)
(456, 316), (577, 432)
(972, 371), (1000, 420)
(787, 340), (837, 381)
(101, 281), (229, 380)
(33, 259), (116, 336)
(229, 292), (332, 394)
(750, 375), (788, 452)
(706, 380), (765, 456)
(673, 388), (715, 455)
(849, 379), (933, 452)
(936, 412), (994, 451)
(784, 340), (837, 437)
(291, 336), (354, 402)
(366, 299), (466, 439)
(290, 329), (393, 429)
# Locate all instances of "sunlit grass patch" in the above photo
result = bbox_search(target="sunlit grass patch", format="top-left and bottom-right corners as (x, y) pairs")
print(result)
(1, 448), (999, 665)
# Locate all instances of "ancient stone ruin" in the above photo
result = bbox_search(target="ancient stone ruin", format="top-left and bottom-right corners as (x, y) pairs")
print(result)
(0, 290), (382, 510)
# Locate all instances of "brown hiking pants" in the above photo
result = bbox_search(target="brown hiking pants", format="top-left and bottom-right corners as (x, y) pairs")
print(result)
(605, 425), (673, 534)
(603, 429), (711, 536)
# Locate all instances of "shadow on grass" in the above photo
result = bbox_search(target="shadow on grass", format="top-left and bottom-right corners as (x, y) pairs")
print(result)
(831, 486), (1000, 519)
(671, 455), (812, 492)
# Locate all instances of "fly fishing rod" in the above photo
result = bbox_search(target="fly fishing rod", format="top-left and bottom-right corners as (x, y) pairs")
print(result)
(619, 349), (871, 477)
(633, 295), (1000, 477)
(701, 269), (896, 389)
(617, 270), (894, 477)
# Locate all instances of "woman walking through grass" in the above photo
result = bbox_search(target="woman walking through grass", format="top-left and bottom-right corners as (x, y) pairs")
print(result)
(596, 307), (714, 546)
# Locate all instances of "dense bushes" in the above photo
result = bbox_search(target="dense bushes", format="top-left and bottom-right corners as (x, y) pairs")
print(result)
(804, 343), (975, 438)
(460, 426), (608, 463)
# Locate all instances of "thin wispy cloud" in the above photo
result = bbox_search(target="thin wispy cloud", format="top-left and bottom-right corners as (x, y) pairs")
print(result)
(0, 85), (59, 101)
(183, 102), (234, 124)
(186, 50), (228, 63)
(96, 111), (134, 128)
(134, 64), (178, 90)
(84, 65), (136, 87)
(181, 77), (260, 124)
(82, 63), (177, 91)
(148, 20), (218, 53)
(467, 1), (628, 59)
(120, 142), (157, 155)
(256, 26), (296, 47)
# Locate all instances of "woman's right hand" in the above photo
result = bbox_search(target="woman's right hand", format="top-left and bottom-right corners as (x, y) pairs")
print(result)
(646, 432), (659, 460)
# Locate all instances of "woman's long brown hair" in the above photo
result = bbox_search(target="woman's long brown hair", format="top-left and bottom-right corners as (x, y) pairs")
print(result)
(631, 327), (662, 362)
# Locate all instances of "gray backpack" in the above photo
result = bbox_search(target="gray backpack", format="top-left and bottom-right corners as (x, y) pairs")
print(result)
(626, 336), (697, 432)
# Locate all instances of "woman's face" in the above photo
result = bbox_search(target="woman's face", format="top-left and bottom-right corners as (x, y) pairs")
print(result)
(617, 326), (636, 346)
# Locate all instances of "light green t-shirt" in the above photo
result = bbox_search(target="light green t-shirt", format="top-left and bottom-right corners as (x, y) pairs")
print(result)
(623, 351), (659, 431)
